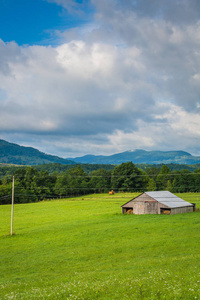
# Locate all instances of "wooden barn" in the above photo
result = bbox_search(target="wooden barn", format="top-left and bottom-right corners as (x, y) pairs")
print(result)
(121, 191), (195, 215)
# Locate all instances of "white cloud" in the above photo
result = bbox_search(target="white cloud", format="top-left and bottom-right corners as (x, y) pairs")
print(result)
(1, 0), (200, 157)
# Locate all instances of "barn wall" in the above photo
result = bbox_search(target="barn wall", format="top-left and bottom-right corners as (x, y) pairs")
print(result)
(132, 200), (158, 214)
(170, 206), (194, 215)
(133, 201), (145, 214)
(145, 201), (158, 214)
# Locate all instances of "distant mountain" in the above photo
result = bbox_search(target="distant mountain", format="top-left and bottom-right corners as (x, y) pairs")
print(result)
(0, 139), (75, 165)
(1, 138), (200, 166)
(67, 149), (200, 165)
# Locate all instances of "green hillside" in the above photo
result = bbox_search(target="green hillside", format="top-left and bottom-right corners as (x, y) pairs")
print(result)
(0, 139), (75, 165)
(0, 193), (200, 299)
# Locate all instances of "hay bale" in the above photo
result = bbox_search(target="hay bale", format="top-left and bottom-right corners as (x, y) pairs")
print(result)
(109, 190), (115, 195)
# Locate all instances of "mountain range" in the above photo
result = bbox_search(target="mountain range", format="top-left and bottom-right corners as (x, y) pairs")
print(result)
(1, 139), (200, 165)
(67, 149), (200, 165)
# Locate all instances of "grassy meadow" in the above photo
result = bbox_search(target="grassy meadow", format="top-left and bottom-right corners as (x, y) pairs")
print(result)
(0, 192), (200, 299)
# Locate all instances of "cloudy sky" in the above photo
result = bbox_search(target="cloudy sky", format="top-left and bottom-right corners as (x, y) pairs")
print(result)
(0, 0), (200, 157)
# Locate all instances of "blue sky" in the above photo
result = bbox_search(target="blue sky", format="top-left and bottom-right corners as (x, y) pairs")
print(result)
(0, 0), (200, 157)
(0, 0), (93, 45)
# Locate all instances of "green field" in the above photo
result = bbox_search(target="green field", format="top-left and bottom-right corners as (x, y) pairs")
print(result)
(0, 193), (200, 299)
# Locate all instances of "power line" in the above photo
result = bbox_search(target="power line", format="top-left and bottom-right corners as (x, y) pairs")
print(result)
(0, 195), (11, 200)
(1, 172), (200, 181)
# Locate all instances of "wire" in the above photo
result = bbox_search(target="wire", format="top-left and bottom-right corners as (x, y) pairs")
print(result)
(0, 195), (11, 200)
(1, 171), (200, 180)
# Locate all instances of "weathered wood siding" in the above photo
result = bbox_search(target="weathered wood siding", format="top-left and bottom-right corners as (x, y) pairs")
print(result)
(170, 206), (194, 214)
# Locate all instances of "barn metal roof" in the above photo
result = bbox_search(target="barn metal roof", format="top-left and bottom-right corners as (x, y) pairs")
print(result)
(145, 191), (193, 208)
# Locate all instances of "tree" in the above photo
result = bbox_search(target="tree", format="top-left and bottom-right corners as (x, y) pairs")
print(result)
(171, 169), (194, 193)
(156, 165), (171, 190)
(166, 180), (172, 192)
(54, 165), (90, 197)
(193, 169), (200, 192)
(0, 183), (12, 204)
(111, 162), (147, 192)
(147, 178), (157, 191)
(146, 167), (160, 180)
(54, 172), (71, 197)
(13, 167), (38, 203)
(89, 169), (111, 193)
(67, 165), (89, 196)
(33, 170), (57, 199)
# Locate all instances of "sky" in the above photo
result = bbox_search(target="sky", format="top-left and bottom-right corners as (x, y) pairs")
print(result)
(0, 0), (200, 158)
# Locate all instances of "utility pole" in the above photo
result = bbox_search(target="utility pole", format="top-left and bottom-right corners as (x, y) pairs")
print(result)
(11, 176), (14, 236)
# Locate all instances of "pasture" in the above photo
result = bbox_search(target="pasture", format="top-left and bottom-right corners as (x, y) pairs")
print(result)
(0, 193), (200, 299)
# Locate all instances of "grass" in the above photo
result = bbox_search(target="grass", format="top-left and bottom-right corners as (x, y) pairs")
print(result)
(0, 192), (200, 299)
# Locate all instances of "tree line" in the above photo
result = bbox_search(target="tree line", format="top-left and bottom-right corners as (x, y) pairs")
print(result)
(0, 162), (200, 204)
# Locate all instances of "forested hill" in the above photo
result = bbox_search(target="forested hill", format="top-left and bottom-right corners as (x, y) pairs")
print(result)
(0, 139), (75, 165)
(68, 149), (200, 165)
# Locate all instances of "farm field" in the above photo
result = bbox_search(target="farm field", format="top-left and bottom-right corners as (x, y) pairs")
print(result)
(0, 192), (200, 299)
